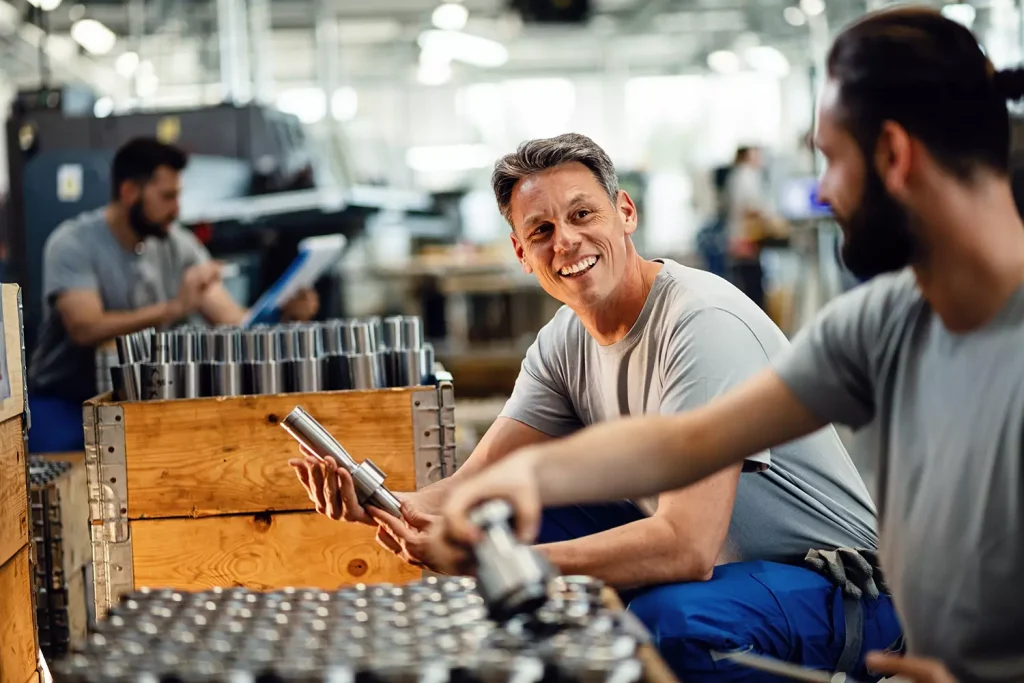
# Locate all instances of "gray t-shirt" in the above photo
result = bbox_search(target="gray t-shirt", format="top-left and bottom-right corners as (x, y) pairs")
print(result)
(29, 208), (210, 402)
(774, 269), (1024, 683)
(501, 259), (879, 564)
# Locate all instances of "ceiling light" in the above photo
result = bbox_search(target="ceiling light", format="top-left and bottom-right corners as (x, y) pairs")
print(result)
(405, 144), (492, 172)
(115, 51), (139, 77)
(276, 88), (327, 124)
(418, 29), (508, 68)
(783, 6), (806, 26)
(799, 0), (825, 18)
(70, 18), (116, 55)
(941, 3), (977, 29)
(331, 87), (358, 121)
(707, 49), (741, 74)
(93, 96), (113, 118)
(136, 72), (159, 98)
(417, 57), (452, 86)
(745, 45), (791, 78)
(28, 0), (62, 12)
(432, 3), (468, 31)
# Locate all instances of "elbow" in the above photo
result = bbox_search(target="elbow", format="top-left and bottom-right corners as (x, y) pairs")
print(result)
(64, 320), (98, 347)
(665, 550), (716, 584)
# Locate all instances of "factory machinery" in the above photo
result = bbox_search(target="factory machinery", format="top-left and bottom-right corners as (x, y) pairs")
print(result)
(104, 315), (435, 401)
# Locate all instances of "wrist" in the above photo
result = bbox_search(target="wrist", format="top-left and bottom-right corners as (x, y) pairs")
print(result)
(164, 299), (185, 325)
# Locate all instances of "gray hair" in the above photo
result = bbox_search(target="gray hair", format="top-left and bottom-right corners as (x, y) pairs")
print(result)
(491, 133), (619, 226)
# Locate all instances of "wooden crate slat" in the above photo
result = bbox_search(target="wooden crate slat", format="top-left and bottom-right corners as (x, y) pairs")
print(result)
(0, 286), (25, 424)
(129, 511), (421, 591)
(0, 417), (27, 566)
(114, 388), (425, 519)
(0, 546), (37, 683)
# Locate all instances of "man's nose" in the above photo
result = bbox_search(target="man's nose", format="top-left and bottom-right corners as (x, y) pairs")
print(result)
(551, 221), (582, 254)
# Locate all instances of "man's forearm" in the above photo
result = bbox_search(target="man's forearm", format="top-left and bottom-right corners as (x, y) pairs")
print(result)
(69, 301), (182, 347)
(536, 517), (713, 589)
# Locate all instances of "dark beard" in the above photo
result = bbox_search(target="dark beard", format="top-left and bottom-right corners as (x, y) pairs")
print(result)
(128, 200), (170, 241)
(837, 167), (917, 280)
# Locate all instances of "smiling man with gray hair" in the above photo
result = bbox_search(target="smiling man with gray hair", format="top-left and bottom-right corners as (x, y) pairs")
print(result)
(289, 133), (901, 680)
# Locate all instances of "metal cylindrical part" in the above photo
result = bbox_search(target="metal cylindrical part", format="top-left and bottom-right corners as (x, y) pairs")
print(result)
(176, 330), (200, 363)
(382, 316), (402, 350)
(151, 332), (176, 363)
(116, 336), (138, 365)
(287, 357), (322, 394)
(321, 321), (344, 355)
(243, 360), (283, 395)
(242, 329), (279, 363)
(399, 316), (422, 351)
(324, 354), (351, 391)
(110, 365), (126, 401)
(349, 352), (384, 390)
(280, 407), (402, 519)
(365, 317), (382, 352)
(181, 362), (201, 399)
(278, 325), (299, 361)
(350, 323), (374, 354)
(142, 362), (180, 401)
(296, 325), (321, 359)
(205, 362), (243, 397)
(418, 343), (434, 385)
(214, 330), (241, 363)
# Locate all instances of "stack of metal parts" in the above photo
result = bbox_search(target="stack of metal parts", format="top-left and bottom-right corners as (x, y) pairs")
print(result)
(108, 317), (435, 402)
(53, 576), (646, 683)
(29, 458), (74, 660)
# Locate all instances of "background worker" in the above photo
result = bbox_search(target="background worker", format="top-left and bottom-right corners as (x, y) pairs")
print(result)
(28, 137), (319, 453)
(291, 133), (900, 679)
(435, 8), (1024, 683)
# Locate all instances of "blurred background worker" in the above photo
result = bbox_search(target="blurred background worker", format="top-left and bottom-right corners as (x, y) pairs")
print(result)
(27, 137), (319, 453)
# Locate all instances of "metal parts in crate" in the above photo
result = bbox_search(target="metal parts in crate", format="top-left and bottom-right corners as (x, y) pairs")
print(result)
(53, 575), (647, 683)
(109, 315), (436, 401)
(29, 458), (74, 660)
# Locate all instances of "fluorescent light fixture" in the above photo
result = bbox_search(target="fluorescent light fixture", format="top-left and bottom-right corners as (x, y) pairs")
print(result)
(744, 45), (791, 78)
(70, 18), (116, 55)
(417, 58), (452, 85)
(783, 6), (806, 26)
(136, 67), (159, 98)
(941, 3), (977, 29)
(115, 50), (139, 77)
(331, 87), (358, 121)
(406, 144), (492, 172)
(799, 0), (824, 18)
(27, 0), (62, 12)
(276, 88), (327, 124)
(432, 2), (468, 31)
(93, 96), (113, 118)
(707, 49), (740, 74)
(418, 29), (508, 68)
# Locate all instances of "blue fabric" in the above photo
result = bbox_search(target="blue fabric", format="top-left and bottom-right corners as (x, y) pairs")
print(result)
(539, 504), (903, 682)
(28, 394), (85, 453)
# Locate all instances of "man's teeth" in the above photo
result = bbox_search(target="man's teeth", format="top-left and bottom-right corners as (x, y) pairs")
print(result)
(560, 256), (597, 276)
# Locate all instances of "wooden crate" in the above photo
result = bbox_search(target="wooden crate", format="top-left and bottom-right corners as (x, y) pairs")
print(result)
(84, 376), (457, 620)
(0, 283), (38, 683)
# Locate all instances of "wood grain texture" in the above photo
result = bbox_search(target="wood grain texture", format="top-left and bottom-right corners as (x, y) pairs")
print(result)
(0, 546), (37, 683)
(0, 416), (27, 566)
(601, 587), (679, 683)
(0, 285), (25, 424)
(130, 511), (422, 591)
(111, 387), (432, 519)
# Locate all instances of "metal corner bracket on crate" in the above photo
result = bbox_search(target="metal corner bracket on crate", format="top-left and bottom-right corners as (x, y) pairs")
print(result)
(411, 373), (458, 490)
(83, 402), (133, 621)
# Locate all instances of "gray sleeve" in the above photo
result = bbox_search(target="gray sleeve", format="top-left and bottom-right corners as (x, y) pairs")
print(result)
(42, 229), (98, 300)
(499, 323), (581, 438)
(659, 307), (773, 467)
(172, 226), (211, 269)
(772, 285), (879, 430)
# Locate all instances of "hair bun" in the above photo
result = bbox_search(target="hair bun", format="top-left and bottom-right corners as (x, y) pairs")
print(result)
(993, 67), (1024, 101)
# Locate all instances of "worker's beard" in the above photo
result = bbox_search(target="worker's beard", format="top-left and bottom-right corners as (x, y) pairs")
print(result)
(836, 166), (918, 280)
(128, 200), (171, 241)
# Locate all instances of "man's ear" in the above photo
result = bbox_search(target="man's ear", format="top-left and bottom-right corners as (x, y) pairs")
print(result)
(119, 180), (141, 205)
(510, 232), (533, 274)
(875, 121), (912, 198)
(618, 190), (639, 236)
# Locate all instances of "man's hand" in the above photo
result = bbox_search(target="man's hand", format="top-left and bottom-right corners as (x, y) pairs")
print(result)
(370, 500), (473, 575)
(176, 262), (222, 318)
(288, 451), (375, 525)
(281, 288), (319, 322)
(440, 446), (544, 547)
(865, 652), (957, 683)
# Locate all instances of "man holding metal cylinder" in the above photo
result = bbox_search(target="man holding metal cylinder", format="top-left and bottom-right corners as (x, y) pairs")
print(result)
(290, 133), (901, 680)
(28, 137), (318, 453)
